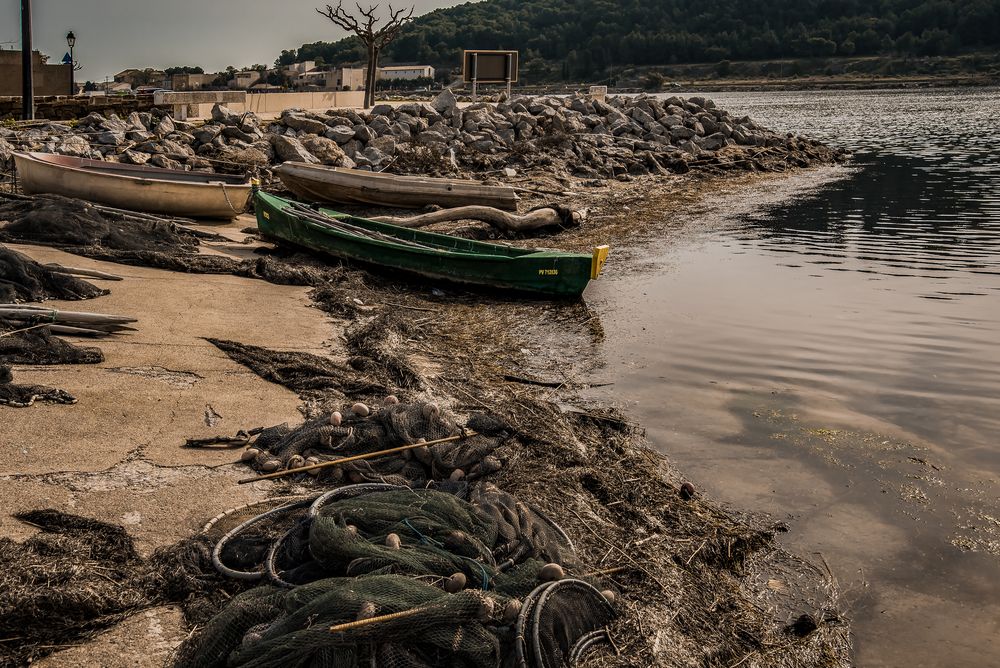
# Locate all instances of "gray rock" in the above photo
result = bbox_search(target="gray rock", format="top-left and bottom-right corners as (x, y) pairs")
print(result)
(281, 112), (327, 135)
(135, 141), (167, 154)
(120, 150), (151, 165)
(369, 104), (395, 117)
(631, 107), (656, 126)
(223, 126), (257, 143)
(369, 117), (393, 135)
(103, 114), (130, 133)
(55, 135), (90, 158)
(670, 126), (696, 141)
(301, 135), (353, 167)
(431, 88), (458, 115)
(363, 146), (388, 165)
(162, 139), (194, 157)
(212, 104), (238, 125)
(354, 125), (376, 143)
(127, 112), (146, 131)
(271, 134), (319, 163)
(324, 115), (355, 128)
(154, 115), (175, 138)
(137, 112), (153, 129)
(701, 132), (727, 151)
(342, 139), (363, 158)
(78, 112), (107, 127)
(193, 124), (223, 144)
(660, 114), (684, 128)
(368, 135), (396, 155)
(326, 125), (356, 143)
(95, 130), (125, 146)
(150, 154), (184, 170)
(126, 129), (155, 143)
(170, 131), (196, 144)
(417, 130), (447, 146)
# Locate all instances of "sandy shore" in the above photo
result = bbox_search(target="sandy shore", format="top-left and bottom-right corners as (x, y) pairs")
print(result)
(0, 169), (852, 666)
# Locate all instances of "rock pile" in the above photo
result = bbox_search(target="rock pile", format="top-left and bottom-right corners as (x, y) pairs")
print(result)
(1, 91), (842, 180)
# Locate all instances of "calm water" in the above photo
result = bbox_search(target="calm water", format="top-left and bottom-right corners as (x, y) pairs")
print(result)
(587, 89), (1000, 666)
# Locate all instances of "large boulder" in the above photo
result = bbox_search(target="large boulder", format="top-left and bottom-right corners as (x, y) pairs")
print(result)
(56, 135), (91, 158)
(212, 104), (238, 125)
(369, 104), (395, 117)
(701, 132), (728, 151)
(95, 131), (125, 146)
(153, 115), (175, 138)
(281, 111), (327, 135)
(271, 134), (320, 163)
(301, 135), (354, 168)
(120, 150), (151, 165)
(354, 125), (377, 143)
(368, 135), (396, 155)
(431, 88), (458, 115)
(325, 125), (356, 143)
(150, 154), (184, 170)
(193, 124), (224, 144)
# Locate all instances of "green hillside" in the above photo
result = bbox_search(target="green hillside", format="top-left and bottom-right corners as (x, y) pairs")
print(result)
(280, 0), (1000, 81)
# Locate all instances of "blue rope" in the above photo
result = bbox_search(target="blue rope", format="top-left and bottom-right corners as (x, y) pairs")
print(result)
(401, 518), (443, 547)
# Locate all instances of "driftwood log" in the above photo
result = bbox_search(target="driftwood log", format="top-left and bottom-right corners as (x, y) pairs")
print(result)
(372, 205), (586, 233)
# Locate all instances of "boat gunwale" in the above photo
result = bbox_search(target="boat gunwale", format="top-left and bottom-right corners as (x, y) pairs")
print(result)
(17, 151), (251, 187)
(259, 192), (588, 261)
(277, 161), (513, 190)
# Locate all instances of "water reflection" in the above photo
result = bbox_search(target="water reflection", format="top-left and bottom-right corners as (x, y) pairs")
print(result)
(595, 88), (1000, 667)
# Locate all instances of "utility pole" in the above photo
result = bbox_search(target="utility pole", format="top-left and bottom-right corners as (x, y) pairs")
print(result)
(21, 0), (34, 119)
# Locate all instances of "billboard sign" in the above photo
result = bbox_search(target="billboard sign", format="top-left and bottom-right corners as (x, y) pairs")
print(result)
(463, 50), (519, 84)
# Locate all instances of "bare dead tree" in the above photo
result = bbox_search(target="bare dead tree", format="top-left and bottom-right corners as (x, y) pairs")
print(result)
(316, 2), (415, 108)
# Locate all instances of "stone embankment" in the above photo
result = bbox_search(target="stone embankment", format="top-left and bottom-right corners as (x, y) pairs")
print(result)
(1, 89), (843, 181)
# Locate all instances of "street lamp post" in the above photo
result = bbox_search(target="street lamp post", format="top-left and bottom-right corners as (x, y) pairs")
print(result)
(66, 31), (76, 95)
(20, 0), (34, 119)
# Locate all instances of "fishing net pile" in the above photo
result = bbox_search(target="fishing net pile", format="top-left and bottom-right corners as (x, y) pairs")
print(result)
(0, 316), (106, 407)
(174, 484), (615, 668)
(0, 244), (107, 303)
(193, 398), (508, 488)
(0, 193), (362, 286)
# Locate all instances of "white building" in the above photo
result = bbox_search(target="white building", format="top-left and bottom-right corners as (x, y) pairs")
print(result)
(378, 65), (435, 81)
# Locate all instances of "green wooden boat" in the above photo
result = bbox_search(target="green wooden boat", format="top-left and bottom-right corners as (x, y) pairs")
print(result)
(254, 191), (609, 298)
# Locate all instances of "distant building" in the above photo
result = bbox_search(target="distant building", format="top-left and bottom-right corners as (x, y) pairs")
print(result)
(325, 67), (366, 91)
(378, 65), (435, 81)
(229, 70), (262, 89)
(0, 49), (72, 96)
(170, 72), (217, 91)
(283, 61), (315, 77)
(114, 68), (167, 88)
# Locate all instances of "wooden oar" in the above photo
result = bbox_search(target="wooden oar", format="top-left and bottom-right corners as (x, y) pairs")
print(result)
(237, 430), (478, 485)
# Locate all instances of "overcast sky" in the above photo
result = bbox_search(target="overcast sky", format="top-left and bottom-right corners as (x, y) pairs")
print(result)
(1, 0), (464, 81)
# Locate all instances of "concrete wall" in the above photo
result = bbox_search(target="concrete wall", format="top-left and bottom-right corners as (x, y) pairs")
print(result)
(0, 51), (72, 97)
(205, 90), (366, 118)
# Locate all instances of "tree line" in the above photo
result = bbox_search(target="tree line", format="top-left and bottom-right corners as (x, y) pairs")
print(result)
(275, 0), (1000, 80)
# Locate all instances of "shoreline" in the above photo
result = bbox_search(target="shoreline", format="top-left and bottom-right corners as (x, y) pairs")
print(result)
(0, 94), (853, 666)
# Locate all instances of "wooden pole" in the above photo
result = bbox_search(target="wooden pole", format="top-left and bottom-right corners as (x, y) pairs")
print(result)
(237, 430), (478, 485)
(329, 605), (432, 634)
